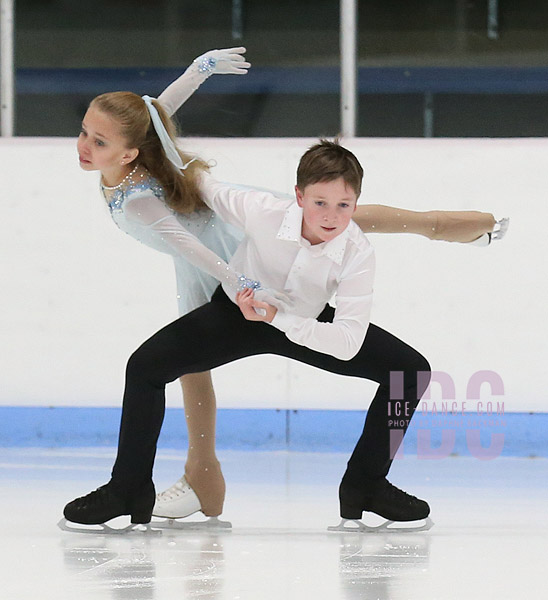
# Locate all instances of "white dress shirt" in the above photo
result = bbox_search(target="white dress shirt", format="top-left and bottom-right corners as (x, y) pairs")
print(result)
(199, 174), (376, 361)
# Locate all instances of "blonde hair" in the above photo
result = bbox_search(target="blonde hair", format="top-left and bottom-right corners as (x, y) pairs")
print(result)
(90, 91), (209, 213)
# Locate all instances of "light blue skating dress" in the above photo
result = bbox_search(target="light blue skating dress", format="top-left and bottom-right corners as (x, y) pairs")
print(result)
(101, 167), (243, 316)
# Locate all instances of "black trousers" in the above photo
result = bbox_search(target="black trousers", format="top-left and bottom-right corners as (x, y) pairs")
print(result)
(111, 286), (431, 493)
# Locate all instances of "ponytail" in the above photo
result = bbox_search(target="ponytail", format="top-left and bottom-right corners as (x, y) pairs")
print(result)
(91, 92), (209, 213)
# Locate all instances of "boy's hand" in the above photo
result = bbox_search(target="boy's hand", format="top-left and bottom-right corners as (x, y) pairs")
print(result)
(236, 288), (278, 323)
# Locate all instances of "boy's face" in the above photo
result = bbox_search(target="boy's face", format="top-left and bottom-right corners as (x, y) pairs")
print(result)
(295, 177), (358, 245)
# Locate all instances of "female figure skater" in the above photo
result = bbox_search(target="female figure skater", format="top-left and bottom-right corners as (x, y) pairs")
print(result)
(76, 47), (507, 526)
(77, 47), (251, 522)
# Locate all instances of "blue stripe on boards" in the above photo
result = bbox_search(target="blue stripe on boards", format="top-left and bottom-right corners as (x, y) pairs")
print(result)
(0, 407), (546, 457)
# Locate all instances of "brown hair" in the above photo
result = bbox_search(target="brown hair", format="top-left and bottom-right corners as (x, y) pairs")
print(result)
(296, 138), (363, 197)
(90, 91), (209, 213)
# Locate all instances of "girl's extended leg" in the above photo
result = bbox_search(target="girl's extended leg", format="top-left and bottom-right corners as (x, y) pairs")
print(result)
(179, 371), (225, 516)
(354, 205), (497, 242)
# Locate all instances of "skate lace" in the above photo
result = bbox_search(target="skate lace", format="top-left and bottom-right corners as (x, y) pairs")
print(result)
(156, 478), (191, 501)
(384, 482), (420, 505)
(78, 484), (114, 507)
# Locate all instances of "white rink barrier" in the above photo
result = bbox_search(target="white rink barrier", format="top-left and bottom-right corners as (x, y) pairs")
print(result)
(1, 137), (545, 412)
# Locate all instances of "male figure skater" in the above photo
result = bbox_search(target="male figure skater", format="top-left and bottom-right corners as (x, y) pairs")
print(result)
(63, 140), (431, 529)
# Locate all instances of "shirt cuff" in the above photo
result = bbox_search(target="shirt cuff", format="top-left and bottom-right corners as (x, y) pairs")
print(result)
(270, 310), (304, 332)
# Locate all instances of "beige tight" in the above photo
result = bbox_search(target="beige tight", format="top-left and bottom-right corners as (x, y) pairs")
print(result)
(354, 205), (496, 243)
(179, 371), (225, 517)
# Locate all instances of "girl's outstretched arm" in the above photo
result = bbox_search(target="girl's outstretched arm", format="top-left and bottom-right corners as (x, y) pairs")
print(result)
(354, 204), (498, 243)
(158, 47), (250, 117)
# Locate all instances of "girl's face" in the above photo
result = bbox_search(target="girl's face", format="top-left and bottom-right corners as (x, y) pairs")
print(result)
(77, 105), (138, 173)
(295, 177), (358, 245)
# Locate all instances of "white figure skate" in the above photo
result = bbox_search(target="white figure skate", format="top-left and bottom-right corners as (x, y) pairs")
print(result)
(469, 217), (509, 246)
(151, 476), (232, 531)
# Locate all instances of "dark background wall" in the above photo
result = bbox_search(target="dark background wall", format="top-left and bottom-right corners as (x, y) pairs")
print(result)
(13, 0), (548, 137)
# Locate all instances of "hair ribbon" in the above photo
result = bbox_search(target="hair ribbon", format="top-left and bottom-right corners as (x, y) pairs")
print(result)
(142, 95), (196, 172)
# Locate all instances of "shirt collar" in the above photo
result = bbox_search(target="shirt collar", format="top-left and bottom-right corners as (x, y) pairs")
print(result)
(276, 203), (349, 266)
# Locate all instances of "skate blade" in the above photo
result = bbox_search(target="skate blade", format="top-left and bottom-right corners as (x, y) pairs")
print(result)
(327, 516), (434, 533)
(151, 516), (232, 531)
(491, 217), (509, 240)
(57, 518), (161, 536)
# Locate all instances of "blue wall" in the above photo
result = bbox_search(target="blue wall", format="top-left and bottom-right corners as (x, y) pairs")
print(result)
(0, 407), (545, 458)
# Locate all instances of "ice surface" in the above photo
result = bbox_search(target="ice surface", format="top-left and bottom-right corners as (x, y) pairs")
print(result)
(1, 448), (547, 599)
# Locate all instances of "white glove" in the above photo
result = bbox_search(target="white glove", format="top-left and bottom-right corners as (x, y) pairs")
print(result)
(193, 47), (250, 77)
(236, 275), (294, 314)
(158, 47), (250, 116)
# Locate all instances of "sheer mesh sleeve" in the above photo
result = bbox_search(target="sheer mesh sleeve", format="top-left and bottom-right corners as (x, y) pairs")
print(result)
(157, 63), (210, 117)
(123, 191), (241, 292)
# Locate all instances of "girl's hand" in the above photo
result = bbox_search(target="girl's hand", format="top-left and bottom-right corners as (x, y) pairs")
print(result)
(236, 288), (278, 323)
(193, 47), (250, 76)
